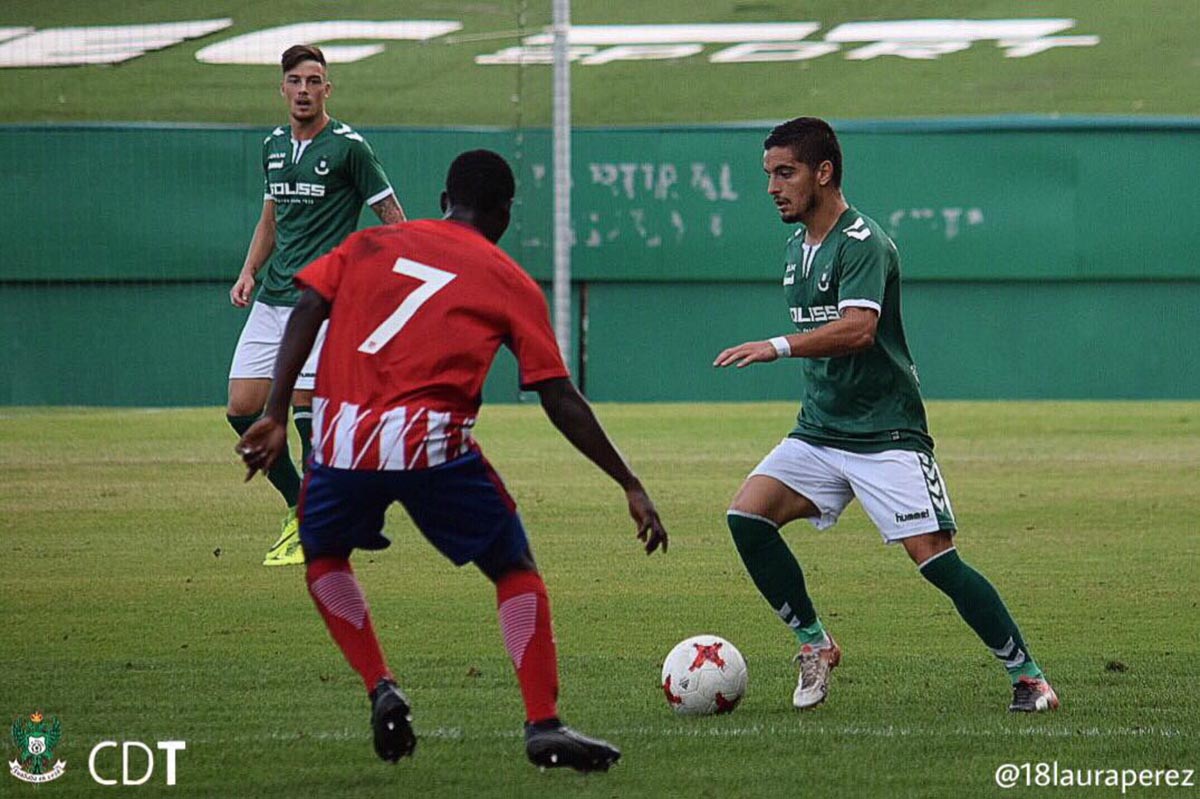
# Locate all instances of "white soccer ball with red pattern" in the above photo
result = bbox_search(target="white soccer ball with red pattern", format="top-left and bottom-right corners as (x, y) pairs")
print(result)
(661, 635), (748, 715)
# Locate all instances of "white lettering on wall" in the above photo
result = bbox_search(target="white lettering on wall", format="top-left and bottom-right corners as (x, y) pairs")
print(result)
(571, 161), (739, 250)
(888, 207), (985, 241)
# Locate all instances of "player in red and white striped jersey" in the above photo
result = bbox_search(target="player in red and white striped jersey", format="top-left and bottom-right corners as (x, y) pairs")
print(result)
(237, 150), (668, 772)
(298, 204), (569, 471)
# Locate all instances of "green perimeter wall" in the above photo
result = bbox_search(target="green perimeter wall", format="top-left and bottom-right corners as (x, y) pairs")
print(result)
(3, 280), (1197, 405)
(2, 119), (1198, 404)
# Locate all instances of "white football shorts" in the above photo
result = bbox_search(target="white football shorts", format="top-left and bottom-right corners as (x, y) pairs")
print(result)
(749, 437), (957, 543)
(228, 301), (327, 391)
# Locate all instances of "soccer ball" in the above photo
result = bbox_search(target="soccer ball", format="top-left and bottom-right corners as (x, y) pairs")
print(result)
(661, 634), (748, 715)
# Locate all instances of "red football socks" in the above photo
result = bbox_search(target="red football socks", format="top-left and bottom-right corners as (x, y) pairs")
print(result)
(496, 569), (559, 723)
(306, 557), (392, 692)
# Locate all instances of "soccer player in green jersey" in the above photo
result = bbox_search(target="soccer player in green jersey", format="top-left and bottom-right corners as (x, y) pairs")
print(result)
(227, 45), (406, 567)
(714, 117), (1059, 713)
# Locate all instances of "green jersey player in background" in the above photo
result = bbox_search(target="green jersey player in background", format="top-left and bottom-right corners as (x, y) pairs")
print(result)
(714, 117), (1058, 713)
(227, 45), (406, 566)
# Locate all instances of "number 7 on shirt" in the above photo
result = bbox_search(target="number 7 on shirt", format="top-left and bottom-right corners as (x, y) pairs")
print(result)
(358, 258), (458, 354)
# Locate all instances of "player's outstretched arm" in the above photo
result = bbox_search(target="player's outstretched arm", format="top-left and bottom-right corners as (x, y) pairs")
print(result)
(230, 200), (276, 307)
(713, 307), (879, 368)
(533, 377), (668, 554)
(237, 288), (331, 480)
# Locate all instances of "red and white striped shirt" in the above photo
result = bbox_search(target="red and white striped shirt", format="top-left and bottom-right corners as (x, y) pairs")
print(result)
(297, 219), (568, 471)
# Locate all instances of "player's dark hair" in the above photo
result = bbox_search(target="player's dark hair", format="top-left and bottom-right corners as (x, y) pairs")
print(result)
(281, 44), (326, 73)
(446, 150), (515, 212)
(764, 117), (842, 188)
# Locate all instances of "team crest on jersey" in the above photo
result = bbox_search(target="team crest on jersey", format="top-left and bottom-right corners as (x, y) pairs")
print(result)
(315, 157), (330, 176)
(9, 712), (66, 784)
(817, 269), (832, 292)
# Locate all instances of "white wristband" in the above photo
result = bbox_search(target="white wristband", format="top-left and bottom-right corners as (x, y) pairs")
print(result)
(769, 336), (792, 358)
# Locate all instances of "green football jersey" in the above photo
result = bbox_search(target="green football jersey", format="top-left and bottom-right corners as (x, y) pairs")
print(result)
(257, 117), (392, 306)
(782, 207), (934, 454)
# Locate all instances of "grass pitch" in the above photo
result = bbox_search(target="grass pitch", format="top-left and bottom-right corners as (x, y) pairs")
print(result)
(2, 402), (1198, 797)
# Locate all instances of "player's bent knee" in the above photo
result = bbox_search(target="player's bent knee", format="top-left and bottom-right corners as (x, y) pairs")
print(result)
(902, 530), (955, 566)
(226, 403), (263, 418)
(729, 475), (818, 527)
(227, 379), (271, 417)
(728, 477), (775, 518)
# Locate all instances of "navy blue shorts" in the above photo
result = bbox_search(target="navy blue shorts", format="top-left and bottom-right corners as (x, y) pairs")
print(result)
(297, 450), (530, 566)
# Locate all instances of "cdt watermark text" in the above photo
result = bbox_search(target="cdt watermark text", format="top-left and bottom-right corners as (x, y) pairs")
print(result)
(88, 741), (186, 786)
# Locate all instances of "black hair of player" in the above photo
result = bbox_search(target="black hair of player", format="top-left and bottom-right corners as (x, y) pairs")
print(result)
(764, 117), (843, 188)
(445, 150), (515, 213)
(281, 44), (326, 73)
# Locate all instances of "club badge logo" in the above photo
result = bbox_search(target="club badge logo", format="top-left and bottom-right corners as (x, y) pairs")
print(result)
(9, 711), (66, 784)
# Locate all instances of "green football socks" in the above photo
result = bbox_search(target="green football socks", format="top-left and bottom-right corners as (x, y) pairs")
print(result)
(227, 413), (301, 507)
(727, 511), (825, 645)
(919, 548), (1043, 682)
(292, 405), (313, 470)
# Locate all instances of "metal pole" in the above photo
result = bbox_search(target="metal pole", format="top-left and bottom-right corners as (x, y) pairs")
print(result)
(551, 0), (572, 363)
